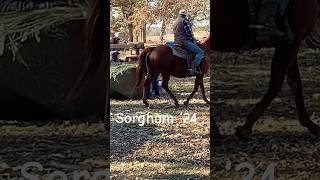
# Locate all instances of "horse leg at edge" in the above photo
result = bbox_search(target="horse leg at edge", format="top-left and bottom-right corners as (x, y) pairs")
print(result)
(143, 72), (157, 107)
(212, 120), (221, 140)
(236, 48), (290, 139)
(162, 74), (179, 107)
(287, 61), (320, 136)
(184, 75), (202, 106)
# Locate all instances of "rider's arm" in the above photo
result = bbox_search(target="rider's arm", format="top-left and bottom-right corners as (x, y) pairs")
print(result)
(183, 20), (195, 41)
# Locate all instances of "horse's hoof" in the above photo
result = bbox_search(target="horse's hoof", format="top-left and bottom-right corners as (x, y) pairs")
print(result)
(312, 130), (320, 137)
(183, 101), (189, 106)
(235, 126), (251, 139)
(143, 102), (149, 108)
(213, 132), (222, 140)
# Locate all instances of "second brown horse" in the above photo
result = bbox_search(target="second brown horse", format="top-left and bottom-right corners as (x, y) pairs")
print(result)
(213, 0), (320, 139)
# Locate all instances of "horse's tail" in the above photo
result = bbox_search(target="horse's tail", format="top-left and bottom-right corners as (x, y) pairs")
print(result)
(65, 0), (107, 101)
(136, 48), (153, 87)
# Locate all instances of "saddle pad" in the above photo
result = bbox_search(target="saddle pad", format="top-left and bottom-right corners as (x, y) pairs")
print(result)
(166, 41), (193, 59)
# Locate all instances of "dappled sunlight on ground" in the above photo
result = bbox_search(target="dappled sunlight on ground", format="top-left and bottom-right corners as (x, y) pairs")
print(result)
(110, 77), (210, 179)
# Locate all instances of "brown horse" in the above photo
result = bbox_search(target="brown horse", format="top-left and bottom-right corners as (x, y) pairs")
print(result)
(213, 0), (320, 139)
(136, 37), (211, 107)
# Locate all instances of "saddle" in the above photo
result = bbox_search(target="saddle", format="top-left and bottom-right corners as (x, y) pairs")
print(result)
(166, 41), (195, 69)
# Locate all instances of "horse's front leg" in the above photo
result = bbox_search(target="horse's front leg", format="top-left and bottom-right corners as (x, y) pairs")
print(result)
(161, 74), (179, 107)
(236, 47), (292, 139)
(287, 60), (320, 136)
(184, 75), (202, 106)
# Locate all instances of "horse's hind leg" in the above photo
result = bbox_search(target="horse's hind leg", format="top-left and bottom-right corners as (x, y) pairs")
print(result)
(212, 117), (221, 140)
(184, 75), (202, 106)
(288, 61), (320, 136)
(236, 48), (290, 139)
(161, 74), (179, 107)
(143, 72), (157, 107)
(200, 78), (210, 105)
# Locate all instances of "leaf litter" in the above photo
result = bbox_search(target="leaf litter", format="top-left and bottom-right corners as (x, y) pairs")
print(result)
(110, 76), (210, 179)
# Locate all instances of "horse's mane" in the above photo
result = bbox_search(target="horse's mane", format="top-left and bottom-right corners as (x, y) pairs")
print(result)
(202, 36), (211, 50)
(199, 36), (211, 54)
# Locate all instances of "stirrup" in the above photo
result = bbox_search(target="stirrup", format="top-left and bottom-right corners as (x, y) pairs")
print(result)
(188, 68), (201, 75)
(249, 24), (268, 30)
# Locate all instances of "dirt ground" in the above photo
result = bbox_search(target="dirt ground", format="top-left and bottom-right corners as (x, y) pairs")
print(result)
(110, 77), (210, 179)
(0, 119), (107, 179)
(212, 48), (320, 179)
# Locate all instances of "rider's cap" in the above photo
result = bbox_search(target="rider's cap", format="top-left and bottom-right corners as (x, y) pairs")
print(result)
(179, 9), (187, 16)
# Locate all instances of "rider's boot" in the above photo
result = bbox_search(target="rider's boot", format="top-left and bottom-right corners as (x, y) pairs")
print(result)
(188, 63), (201, 75)
(196, 65), (202, 75)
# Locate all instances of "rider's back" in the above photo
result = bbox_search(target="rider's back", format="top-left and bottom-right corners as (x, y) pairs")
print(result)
(173, 17), (190, 46)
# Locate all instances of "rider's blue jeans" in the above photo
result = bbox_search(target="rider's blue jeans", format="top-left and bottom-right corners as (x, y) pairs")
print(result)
(273, 0), (289, 15)
(184, 41), (204, 66)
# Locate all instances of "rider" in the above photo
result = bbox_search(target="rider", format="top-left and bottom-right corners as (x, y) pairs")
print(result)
(173, 9), (203, 75)
(110, 36), (120, 62)
(110, 36), (120, 45)
(146, 74), (161, 99)
(248, 0), (292, 43)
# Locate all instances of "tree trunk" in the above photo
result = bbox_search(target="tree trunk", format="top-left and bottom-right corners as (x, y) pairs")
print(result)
(135, 29), (139, 42)
(160, 20), (166, 43)
(142, 24), (146, 43)
(128, 23), (134, 42)
(140, 28), (143, 42)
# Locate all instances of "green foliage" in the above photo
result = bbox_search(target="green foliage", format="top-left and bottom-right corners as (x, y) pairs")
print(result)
(110, 63), (136, 81)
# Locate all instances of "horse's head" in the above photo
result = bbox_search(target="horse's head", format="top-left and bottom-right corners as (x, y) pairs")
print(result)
(202, 36), (211, 50)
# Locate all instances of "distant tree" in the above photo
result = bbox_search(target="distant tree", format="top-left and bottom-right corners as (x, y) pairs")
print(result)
(152, 0), (209, 42)
(152, 0), (178, 42)
(110, 0), (209, 42)
(180, 0), (210, 25)
(110, 8), (127, 36)
(129, 1), (154, 42)
(111, 0), (142, 42)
